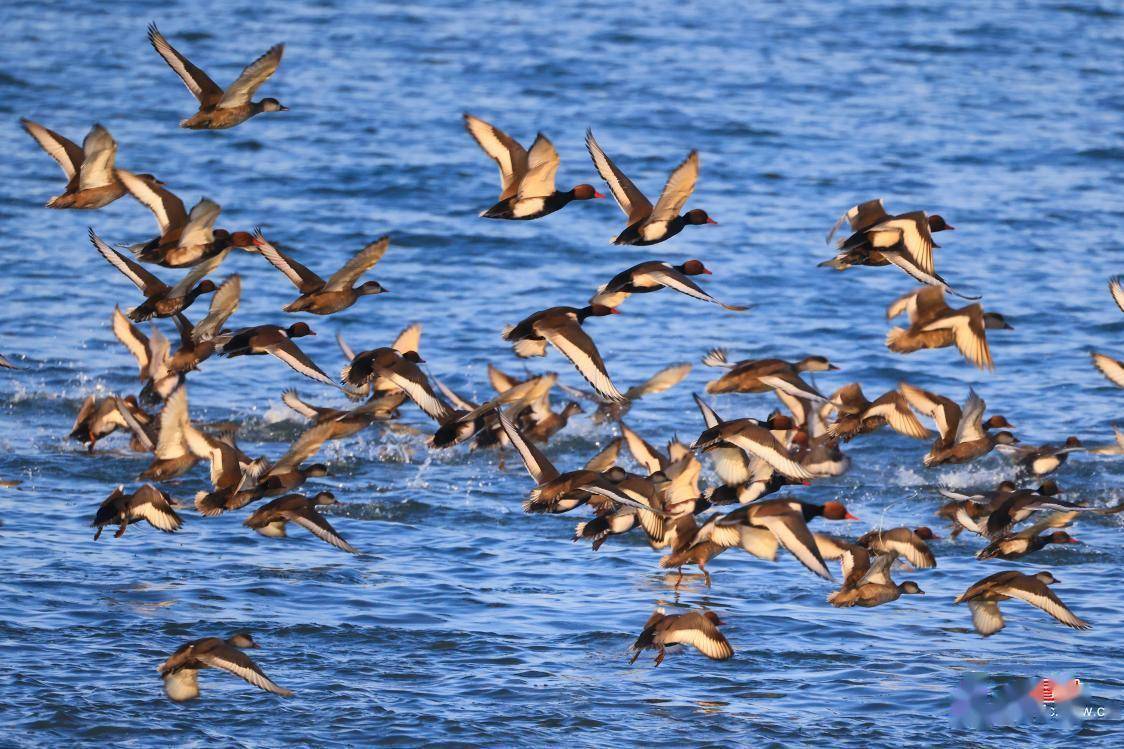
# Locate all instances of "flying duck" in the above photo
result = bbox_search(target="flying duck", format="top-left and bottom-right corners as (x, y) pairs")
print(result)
(558, 361), (691, 423)
(589, 260), (747, 311)
(503, 305), (625, 402)
(824, 383), (931, 442)
(856, 526), (938, 569)
(158, 633), (293, 701)
(702, 348), (838, 394)
(826, 550), (925, 609)
(244, 491), (356, 553)
(335, 323), (423, 402)
(92, 484), (182, 539)
(119, 171), (254, 268)
(955, 570), (1090, 636)
(821, 198), (975, 298)
(20, 120), (160, 209)
(341, 347), (450, 422)
(90, 228), (226, 321)
(250, 232), (389, 315)
(147, 24), (286, 129)
(572, 469), (669, 550)
(167, 275), (242, 374)
(282, 388), (404, 436)
(585, 130), (715, 245)
(498, 412), (643, 516)
(998, 436), (1084, 477)
(629, 609), (733, 666)
(977, 513), (1079, 560)
(900, 384), (1016, 466)
(691, 418), (813, 480)
(111, 307), (182, 403)
(885, 286), (1010, 370)
(463, 114), (603, 219)
(216, 322), (338, 388)
(69, 394), (151, 452)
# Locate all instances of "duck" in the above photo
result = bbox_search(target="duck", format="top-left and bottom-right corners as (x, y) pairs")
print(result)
(629, 609), (733, 666)
(500, 411), (626, 514)
(977, 513), (1080, 560)
(955, 570), (1090, 636)
(20, 120), (161, 209)
(982, 485), (1092, 538)
(826, 550), (926, 609)
(216, 322), (339, 388)
(244, 492), (357, 553)
(126, 386), (206, 480)
(690, 394), (804, 494)
(900, 385), (1016, 466)
(111, 306), (182, 403)
(167, 275), (241, 374)
(1091, 277), (1124, 386)
(282, 388), (405, 437)
(69, 394), (151, 452)
(147, 24), (286, 130)
(341, 347), (451, 422)
(92, 484), (182, 539)
(824, 383), (931, 442)
(503, 305), (625, 402)
(118, 171), (255, 267)
(516, 391), (583, 443)
(335, 324), (423, 402)
(998, 436), (1084, 477)
(855, 526), (939, 569)
(589, 260), (747, 311)
(885, 286), (1010, 370)
(820, 198), (975, 298)
(250, 232), (389, 314)
(691, 418), (812, 480)
(1091, 425), (1124, 455)
(572, 469), (669, 550)
(195, 421), (333, 516)
(0, 354), (19, 369)
(702, 348), (838, 394)
(90, 228), (225, 321)
(767, 389), (851, 477)
(558, 362), (691, 423)
(585, 130), (715, 245)
(462, 114), (603, 219)
(427, 373), (556, 450)
(157, 633), (293, 702)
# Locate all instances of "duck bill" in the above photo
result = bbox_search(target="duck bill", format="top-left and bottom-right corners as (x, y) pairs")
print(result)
(706, 218), (718, 225)
(844, 512), (860, 521)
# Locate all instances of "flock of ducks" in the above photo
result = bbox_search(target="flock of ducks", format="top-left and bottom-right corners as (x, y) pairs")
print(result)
(6, 23), (1122, 697)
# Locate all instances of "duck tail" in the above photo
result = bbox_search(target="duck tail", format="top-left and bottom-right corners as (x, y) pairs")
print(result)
(702, 348), (730, 368)
(818, 256), (849, 271)
(193, 490), (227, 518)
(659, 551), (686, 569)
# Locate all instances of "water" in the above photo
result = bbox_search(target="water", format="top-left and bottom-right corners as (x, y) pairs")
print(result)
(1, 1), (1122, 745)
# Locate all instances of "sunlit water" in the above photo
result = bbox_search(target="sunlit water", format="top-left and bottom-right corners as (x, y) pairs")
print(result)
(1, 1), (1123, 746)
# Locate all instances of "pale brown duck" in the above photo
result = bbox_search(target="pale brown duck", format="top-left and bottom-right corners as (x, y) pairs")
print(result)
(251, 232), (389, 315)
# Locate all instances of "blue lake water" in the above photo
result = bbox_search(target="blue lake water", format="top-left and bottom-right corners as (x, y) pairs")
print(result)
(1, 1), (1123, 746)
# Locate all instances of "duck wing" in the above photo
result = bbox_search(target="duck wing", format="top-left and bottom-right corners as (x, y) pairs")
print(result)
(516, 134), (560, 200)
(826, 198), (889, 244)
(89, 228), (167, 296)
(647, 150), (699, 224)
(78, 125), (117, 190)
(117, 169), (188, 236)
(266, 338), (337, 388)
(113, 306), (151, 377)
(463, 114), (528, 201)
(21, 119), (84, 180)
(252, 233), (325, 292)
(147, 24), (224, 106)
(540, 319), (625, 402)
(662, 613), (733, 660)
(324, 237), (389, 292)
(624, 362), (692, 402)
(497, 411), (560, 484)
(585, 129), (652, 225)
(285, 506), (356, 553)
(998, 577), (1090, 630)
(196, 643), (293, 697)
(646, 266), (747, 311)
(192, 275), (240, 342)
(218, 43), (284, 108)
(921, 305), (995, 370)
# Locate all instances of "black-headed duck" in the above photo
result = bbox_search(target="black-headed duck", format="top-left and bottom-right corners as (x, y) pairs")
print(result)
(244, 491), (357, 553)
(90, 228), (225, 321)
(702, 348), (837, 394)
(885, 286), (1010, 370)
(821, 198), (975, 298)
(158, 632), (293, 701)
(93, 484), (182, 539)
(590, 260), (747, 311)
(586, 130), (715, 245)
(955, 570), (1090, 636)
(503, 305), (624, 402)
(463, 114), (603, 220)
(148, 24), (286, 130)
(21, 120), (161, 209)
(251, 232), (389, 315)
(629, 608), (733, 666)
(341, 347), (451, 422)
(977, 512), (1079, 560)
(825, 383), (931, 442)
(216, 322), (338, 388)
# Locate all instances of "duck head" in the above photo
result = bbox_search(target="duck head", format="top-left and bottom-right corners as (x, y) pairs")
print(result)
(1064, 436), (1082, 448)
(357, 280), (388, 296)
(899, 581), (925, 595)
(822, 500), (859, 521)
(287, 322), (315, 338)
(312, 491), (337, 506)
(561, 401), (584, 418)
(258, 97), (288, 113)
(797, 355), (839, 372)
(993, 431), (1019, 446)
(227, 632), (260, 649)
(984, 414), (1014, 430)
(983, 312), (1013, 330)
(1049, 531), (1079, 545)
(702, 611), (725, 626)
(913, 526), (940, 541)
(684, 208), (717, 226)
(1034, 571), (1060, 585)
(402, 350), (424, 363)
(226, 231), (256, 249)
(927, 214), (955, 232)
(679, 259), (711, 276)
(570, 184), (604, 200)
(303, 463), (329, 478)
(187, 280), (217, 302)
(579, 304), (620, 321)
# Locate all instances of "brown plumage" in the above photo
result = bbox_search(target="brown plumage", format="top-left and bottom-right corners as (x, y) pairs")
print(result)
(157, 633), (293, 701)
(955, 570), (1090, 636)
(92, 484), (182, 539)
(251, 232), (389, 315)
(629, 609), (733, 666)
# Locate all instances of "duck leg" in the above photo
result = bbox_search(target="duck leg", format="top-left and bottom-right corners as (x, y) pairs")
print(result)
(700, 563), (712, 588)
(654, 647), (666, 667)
(673, 567), (684, 589)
